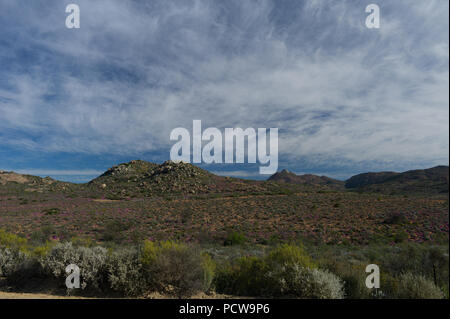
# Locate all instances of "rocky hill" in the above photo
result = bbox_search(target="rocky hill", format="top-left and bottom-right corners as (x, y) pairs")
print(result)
(2, 162), (448, 198)
(268, 169), (344, 189)
(88, 160), (273, 197)
(345, 166), (449, 194)
(0, 170), (74, 193)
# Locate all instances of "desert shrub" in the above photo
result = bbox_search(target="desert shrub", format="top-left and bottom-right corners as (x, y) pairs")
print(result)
(267, 263), (344, 299)
(202, 253), (216, 293)
(393, 272), (444, 299)
(30, 225), (56, 245)
(0, 248), (27, 277)
(0, 229), (28, 253)
(322, 261), (372, 299)
(42, 208), (61, 216)
(105, 194), (124, 200)
(5, 257), (44, 287)
(214, 256), (269, 296)
(383, 213), (406, 225)
(215, 254), (344, 298)
(102, 220), (130, 243)
(141, 240), (206, 297)
(0, 247), (45, 287)
(393, 230), (409, 243)
(0, 230), (51, 286)
(379, 244), (449, 291)
(40, 242), (108, 291)
(31, 241), (55, 258)
(266, 244), (316, 269)
(214, 244), (340, 298)
(224, 232), (246, 246)
(70, 236), (95, 248)
(106, 248), (145, 296)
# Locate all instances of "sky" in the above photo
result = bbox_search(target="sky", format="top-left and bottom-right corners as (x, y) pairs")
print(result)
(0, 0), (448, 183)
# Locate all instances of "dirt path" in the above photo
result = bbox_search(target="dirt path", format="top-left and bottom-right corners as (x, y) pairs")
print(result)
(0, 291), (87, 299)
(0, 290), (242, 299)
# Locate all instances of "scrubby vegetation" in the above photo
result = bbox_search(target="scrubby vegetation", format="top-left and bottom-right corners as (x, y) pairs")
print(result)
(1, 161), (447, 246)
(0, 162), (448, 299)
(0, 230), (447, 299)
(0, 190), (447, 246)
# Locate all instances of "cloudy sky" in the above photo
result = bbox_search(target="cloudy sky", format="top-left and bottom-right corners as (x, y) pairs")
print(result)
(0, 0), (448, 182)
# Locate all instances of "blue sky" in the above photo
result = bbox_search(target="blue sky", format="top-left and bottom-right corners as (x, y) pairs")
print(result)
(0, 0), (448, 183)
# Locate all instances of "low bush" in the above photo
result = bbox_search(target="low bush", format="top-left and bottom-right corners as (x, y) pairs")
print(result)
(0, 229), (28, 253)
(394, 272), (444, 299)
(266, 244), (316, 269)
(322, 261), (372, 299)
(40, 242), (108, 291)
(106, 248), (145, 296)
(202, 253), (216, 293)
(0, 248), (27, 277)
(1, 231), (446, 300)
(0, 247), (45, 287)
(215, 244), (343, 298)
(141, 240), (208, 297)
(224, 232), (246, 246)
(267, 263), (344, 299)
(215, 256), (269, 296)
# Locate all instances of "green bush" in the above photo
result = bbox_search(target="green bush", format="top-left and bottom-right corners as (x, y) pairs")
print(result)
(394, 272), (444, 299)
(106, 248), (145, 296)
(0, 248), (27, 277)
(40, 242), (108, 291)
(214, 244), (343, 298)
(5, 257), (44, 288)
(0, 247), (46, 287)
(141, 241), (207, 297)
(102, 220), (130, 243)
(224, 232), (246, 246)
(0, 229), (28, 253)
(202, 253), (216, 293)
(323, 261), (372, 299)
(215, 256), (269, 296)
(267, 263), (344, 299)
(266, 244), (316, 269)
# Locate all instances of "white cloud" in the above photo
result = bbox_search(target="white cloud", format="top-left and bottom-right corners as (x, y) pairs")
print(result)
(0, 0), (448, 172)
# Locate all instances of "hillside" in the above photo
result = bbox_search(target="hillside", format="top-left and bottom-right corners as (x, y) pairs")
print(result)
(0, 170), (75, 193)
(0, 161), (448, 246)
(3, 163), (448, 198)
(267, 166), (449, 195)
(87, 160), (278, 197)
(345, 166), (449, 195)
(268, 169), (344, 189)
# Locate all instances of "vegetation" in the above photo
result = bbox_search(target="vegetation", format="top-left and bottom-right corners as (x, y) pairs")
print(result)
(0, 161), (448, 299)
(0, 231), (447, 299)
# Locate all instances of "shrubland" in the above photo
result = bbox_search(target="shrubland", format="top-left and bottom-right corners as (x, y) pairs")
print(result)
(0, 229), (447, 299)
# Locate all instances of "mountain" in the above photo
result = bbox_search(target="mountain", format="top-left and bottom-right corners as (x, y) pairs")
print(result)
(3, 162), (448, 197)
(345, 166), (449, 194)
(268, 169), (344, 189)
(267, 166), (449, 195)
(88, 160), (272, 197)
(0, 170), (73, 193)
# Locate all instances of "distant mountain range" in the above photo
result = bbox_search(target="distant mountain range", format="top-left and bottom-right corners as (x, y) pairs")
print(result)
(344, 165), (449, 194)
(269, 166), (449, 195)
(268, 169), (344, 189)
(1, 162), (448, 196)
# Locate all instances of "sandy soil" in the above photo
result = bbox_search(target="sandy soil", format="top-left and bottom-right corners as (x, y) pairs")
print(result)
(0, 291), (89, 299)
(0, 290), (243, 299)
